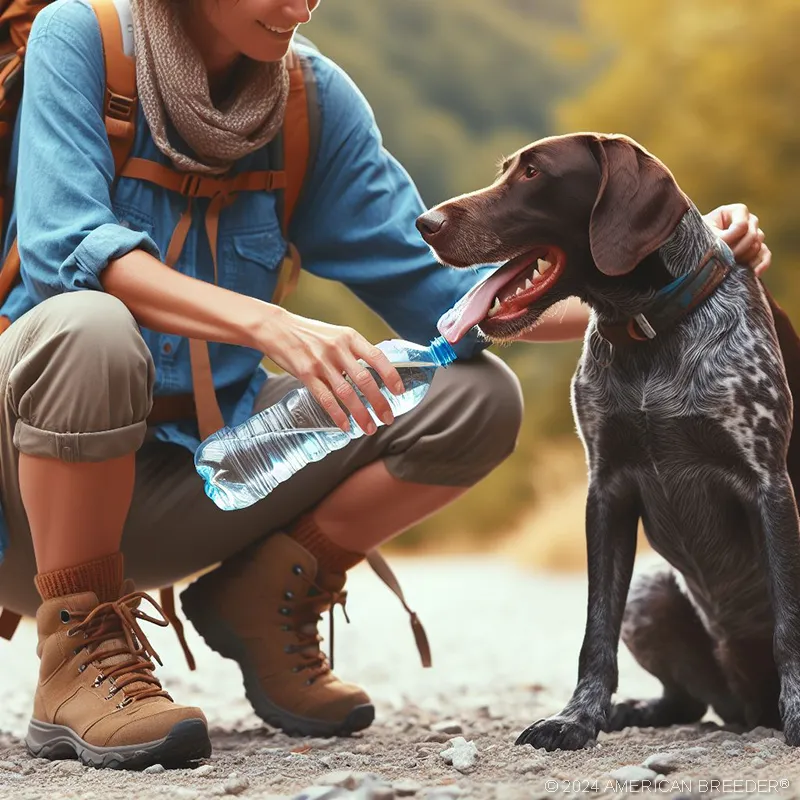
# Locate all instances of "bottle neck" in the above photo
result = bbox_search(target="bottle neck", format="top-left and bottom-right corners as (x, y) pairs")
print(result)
(428, 335), (458, 367)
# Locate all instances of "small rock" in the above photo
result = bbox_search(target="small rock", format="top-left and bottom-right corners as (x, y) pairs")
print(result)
(224, 775), (250, 795)
(751, 756), (767, 768)
(0, 761), (20, 773)
(424, 732), (451, 743)
(293, 787), (348, 800)
(143, 763), (165, 774)
(362, 786), (395, 800)
(50, 760), (84, 773)
(608, 766), (658, 786)
(431, 721), (463, 735)
(317, 770), (367, 790)
(394, 780), (423, 796)
(439, 737), (478, 773)
(642, 752), (680, 773)
(354, 744), (373, 755)
(193, 764), (215, 777)
(682, 746), (709, 757)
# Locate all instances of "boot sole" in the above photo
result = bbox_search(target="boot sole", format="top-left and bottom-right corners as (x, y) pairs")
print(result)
(25, 718), (212, 770)
(181, 587), (375, 738)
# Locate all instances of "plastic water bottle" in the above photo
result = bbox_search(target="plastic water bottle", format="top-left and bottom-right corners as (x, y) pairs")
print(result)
(195, 335), (458, 510)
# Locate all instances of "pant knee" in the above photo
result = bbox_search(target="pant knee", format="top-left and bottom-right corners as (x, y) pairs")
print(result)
(8, 292), (154, 461)
(385, 351), (524, 487)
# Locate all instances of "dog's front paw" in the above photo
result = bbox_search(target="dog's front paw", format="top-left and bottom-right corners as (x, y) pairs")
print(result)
(515, 715), (597, 751)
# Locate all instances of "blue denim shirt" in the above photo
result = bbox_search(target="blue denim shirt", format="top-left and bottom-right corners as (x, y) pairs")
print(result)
(0, 0), (490, 563)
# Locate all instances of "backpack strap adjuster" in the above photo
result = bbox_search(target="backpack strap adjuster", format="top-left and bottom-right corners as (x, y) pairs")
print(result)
(180, 173), (204, 198)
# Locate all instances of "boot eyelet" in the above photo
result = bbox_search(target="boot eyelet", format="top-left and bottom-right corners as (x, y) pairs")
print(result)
(72, 647), (82, 655)
(281, 625), (290, 632)
(77, 664), (87, 673)
(92, 675), (105, 687)
(305, 678), (313, 686)
(60, 610), (71, 623)
(116, 697), (132, 710)
(292, 666), (301, 673)
(292, 564), (303, 575)
(279, 607), (292, 616)
(284, 591), (294, 601)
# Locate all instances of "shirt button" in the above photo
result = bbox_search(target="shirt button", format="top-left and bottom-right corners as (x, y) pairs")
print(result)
(162, 342), (173, 355)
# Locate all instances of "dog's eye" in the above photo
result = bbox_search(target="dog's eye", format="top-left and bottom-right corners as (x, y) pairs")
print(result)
(523, 164), (539, 180)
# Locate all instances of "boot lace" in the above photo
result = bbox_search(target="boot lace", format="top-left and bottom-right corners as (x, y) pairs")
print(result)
(66, 591), (172, 706)
(284, 571), (350, 683)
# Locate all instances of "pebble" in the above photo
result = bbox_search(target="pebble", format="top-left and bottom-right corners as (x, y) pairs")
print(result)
(394, 779), (423, 796)
(0, 760), (19, 772)
(431, 721), (463, 735)
(50, 760), (84, 773)
(439, 737), (478, 773)
(316, 770), (369, 790)
(293, 787), (349, 800)
(608, 766), (658, 786)
(681, 746), (709, 757)
(224, 775), (251, 795)
(144, 763), (166, 774)
(193, 764), (216, 777)
(642, 752), (680, 773)
(751, 756), (768, 768)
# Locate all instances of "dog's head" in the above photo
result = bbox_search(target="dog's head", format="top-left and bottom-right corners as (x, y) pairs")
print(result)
(417, 133), (692, 343)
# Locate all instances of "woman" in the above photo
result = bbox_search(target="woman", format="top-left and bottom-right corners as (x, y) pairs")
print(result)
(0, 0), (769, 768)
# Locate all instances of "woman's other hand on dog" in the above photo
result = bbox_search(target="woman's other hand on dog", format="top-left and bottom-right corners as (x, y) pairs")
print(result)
(705, 203), (771, 276)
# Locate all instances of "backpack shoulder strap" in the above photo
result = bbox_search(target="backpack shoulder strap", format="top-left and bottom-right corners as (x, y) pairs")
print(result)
(271, 46), (320, 306)
(90, 0), (137, 176)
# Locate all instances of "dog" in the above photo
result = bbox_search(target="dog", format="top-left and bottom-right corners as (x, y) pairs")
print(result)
(415, 132), (800, 751)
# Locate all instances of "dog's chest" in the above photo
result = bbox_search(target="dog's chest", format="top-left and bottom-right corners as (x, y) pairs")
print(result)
(572, 313), (791, 480)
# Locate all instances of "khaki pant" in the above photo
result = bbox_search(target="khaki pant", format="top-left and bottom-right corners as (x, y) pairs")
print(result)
(0, 292), (523, 617)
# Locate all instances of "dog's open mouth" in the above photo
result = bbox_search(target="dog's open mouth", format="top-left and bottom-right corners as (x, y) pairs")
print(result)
(438, 246), (566, 343)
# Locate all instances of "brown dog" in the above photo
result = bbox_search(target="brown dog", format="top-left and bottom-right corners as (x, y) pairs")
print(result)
(417, 133), (800, 751)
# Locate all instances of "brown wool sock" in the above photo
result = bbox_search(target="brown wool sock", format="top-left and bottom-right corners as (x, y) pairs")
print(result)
(289, 514), (365, 575)
(34, 552), (124, 603)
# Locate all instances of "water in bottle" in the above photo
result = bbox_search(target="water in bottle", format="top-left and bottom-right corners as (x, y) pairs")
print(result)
(195, 335), (458, 510)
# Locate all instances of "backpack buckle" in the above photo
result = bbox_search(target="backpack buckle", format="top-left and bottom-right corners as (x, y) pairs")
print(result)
(106, 90), (135, 122)
(181, 174), (203, 197)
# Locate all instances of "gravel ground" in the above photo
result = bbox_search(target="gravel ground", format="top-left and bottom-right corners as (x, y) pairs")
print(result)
(0, 555), (797, 799)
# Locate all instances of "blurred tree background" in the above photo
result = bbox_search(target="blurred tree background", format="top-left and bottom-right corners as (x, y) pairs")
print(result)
(283, 0), (799, 566)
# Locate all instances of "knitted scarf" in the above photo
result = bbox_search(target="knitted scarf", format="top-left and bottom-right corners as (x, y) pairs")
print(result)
(129, 0), (289, 175)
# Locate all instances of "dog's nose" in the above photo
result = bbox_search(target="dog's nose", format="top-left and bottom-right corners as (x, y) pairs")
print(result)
(416, 210), (447, 240)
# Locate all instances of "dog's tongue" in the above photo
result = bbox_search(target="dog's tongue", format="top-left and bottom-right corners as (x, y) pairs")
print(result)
(437, 257), (525, 344)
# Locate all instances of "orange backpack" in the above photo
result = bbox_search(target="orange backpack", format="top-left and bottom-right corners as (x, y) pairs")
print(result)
(0, 0), (320, 643)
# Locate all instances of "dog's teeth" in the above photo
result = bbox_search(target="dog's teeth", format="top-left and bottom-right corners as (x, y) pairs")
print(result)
(538, 258), (553, 274)
(487, 297), (502, 318)
(524, 278), (533, 290)
(532, 270), (546, 282)
(515, 287), (524, 296)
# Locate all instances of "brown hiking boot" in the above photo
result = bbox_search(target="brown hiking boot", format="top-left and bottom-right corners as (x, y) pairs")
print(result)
(27, 583), (211, 769)
(180, 533), (374, 737)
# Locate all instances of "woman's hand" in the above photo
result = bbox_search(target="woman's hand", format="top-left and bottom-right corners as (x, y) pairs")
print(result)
(258, 308), (406, 435)
(704, 203), (771, 276)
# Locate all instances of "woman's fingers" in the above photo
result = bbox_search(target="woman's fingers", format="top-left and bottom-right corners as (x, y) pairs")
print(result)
(338, 353), (395, 427)
(307, 376), (354, 434)
(351, 339), (405, 397)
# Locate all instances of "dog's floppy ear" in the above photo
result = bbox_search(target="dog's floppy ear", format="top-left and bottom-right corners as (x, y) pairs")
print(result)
(588, 135), (690, 277)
